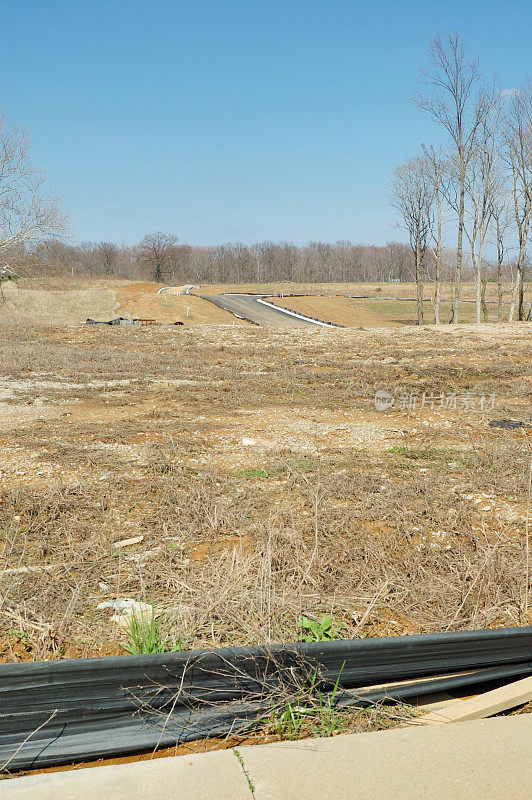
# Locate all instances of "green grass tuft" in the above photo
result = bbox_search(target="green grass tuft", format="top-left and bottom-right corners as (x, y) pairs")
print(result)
(124, 608), (188, 654)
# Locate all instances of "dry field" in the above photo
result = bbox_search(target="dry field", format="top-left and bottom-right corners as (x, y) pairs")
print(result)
(0, 278), (241, 327)
(269, 295), (484, 326)
(195, 279), (517, 300)
(1, 276), (527, 327)
(0, 318), (530, 667)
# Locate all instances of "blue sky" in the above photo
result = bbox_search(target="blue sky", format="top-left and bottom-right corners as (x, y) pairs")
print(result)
(1, 0), (531, 246)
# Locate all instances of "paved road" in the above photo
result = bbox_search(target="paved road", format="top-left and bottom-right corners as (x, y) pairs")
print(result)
(201, 293), (334, 328)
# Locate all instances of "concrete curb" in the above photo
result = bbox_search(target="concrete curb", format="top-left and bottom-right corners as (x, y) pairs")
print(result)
(1, 748), (251, 800)
(3, 715), (531, 800)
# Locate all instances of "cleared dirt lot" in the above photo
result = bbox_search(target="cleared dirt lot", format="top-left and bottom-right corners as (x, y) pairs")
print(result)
(115, 283), (248, 325)
(268, 295), (485, 326)
(0, 320), (530, 664)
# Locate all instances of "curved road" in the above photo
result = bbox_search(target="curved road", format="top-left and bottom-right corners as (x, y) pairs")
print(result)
(201, 293), (335, 328)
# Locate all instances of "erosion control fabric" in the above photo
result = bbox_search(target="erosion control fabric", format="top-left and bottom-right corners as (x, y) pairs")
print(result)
(0, 627), (531, 770)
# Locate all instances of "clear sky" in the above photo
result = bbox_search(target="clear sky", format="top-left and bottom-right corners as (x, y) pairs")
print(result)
(1, 0), (531, 247)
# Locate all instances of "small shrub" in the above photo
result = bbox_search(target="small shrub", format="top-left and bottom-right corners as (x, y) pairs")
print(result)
(233, 467), (269, 479)
(300, 614), (342, 642)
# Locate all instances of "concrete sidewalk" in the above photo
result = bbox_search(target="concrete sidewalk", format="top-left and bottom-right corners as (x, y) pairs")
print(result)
(3, 715), (531, 800)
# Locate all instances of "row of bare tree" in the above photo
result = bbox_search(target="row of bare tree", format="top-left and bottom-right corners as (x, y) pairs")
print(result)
(391, 33), (532, 323)
(7, 236), (422, 284)
(0, 116), (425, 286)
(5, 233), (520, 290)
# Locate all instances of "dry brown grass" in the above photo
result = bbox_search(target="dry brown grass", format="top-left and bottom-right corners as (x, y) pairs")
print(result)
(268, 295), (493, 326)
(0, 278), (120, 325)
(2, 276), (527, 327)
(0, 444), (529, 661)
(196, 279), (521, 301)
(0, 322), (530, 662)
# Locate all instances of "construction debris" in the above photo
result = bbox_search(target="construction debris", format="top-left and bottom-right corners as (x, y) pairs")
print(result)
(113, 535), (144, 548)
(86, 317), (137, 326)
(85, 317), (183, 326)
(422, 675), (532, 724)
(489, 419), (530, 430)
(96, 598), (155, 627)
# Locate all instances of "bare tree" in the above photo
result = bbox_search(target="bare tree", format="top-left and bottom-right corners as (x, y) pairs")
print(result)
(390, 157), (434, 324)
(138, 232), (179, 283)
(97, 241), (119, 275)
(491, 186), (512, 322)
(503, 82), (532, 321)
(0, 115), (65, 255)
(415, 33), (491, 323)
(18, 237), (418, 285)
(423, 145), (448, 323)
(463, 95), (500, 322)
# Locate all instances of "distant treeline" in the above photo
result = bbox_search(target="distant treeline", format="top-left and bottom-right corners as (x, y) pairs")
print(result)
(3, 236), (512, 285)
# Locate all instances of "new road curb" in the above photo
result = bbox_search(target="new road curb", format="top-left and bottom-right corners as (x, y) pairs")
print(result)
(256, 297), (341, 327)
(3, 715), (531, 800)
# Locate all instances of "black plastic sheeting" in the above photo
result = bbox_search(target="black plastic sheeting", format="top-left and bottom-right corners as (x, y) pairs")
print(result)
(1, 626), (531, 770)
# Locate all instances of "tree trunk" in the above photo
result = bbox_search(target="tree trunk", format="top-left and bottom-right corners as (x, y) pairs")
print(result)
(415, 236), (424, 325)
(513, 228), (527, 321)
(497, 263), (503, 322)
(474, 253), (481, 324)
(512, 173), (530, 321)
(481, 277), (488, 322)
(434, 261), (441, 324)
(475, 236), (487, 325)
(454, 157), (465, 325)
(496, 219), (503, 323)
(434, 199), (442, 325)
(517, 248), (525, 321)
(508, 271), (518, 321)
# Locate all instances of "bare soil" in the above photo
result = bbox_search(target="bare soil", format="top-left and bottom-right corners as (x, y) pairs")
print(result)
(115, 283), (248, 325)
(0, 314), (530, 774)
(2, 277), (525, 327)
(268, 295), (484, 326)
(0, 320), (530, 664)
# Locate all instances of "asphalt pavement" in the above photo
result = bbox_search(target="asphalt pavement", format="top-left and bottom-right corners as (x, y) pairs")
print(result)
(201, 294), (334, 328)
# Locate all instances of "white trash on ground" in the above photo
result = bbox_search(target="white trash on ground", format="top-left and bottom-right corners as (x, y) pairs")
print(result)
(96, 599), (156, 627)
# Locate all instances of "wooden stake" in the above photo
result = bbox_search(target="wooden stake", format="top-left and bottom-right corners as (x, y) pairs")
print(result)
(422, 676), (532, 724)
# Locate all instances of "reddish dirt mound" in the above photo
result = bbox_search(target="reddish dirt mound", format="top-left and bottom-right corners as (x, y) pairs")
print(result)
(115, 283), (248, 324)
